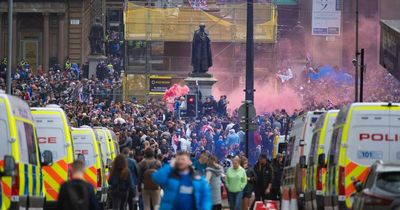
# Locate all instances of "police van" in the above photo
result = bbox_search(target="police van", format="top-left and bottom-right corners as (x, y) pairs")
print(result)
(31, 105), (75, 207)
(0, 92), (52, 210)
(93, 128), (113, 174)
(106, 129), (120, 157)
(71, 126), (108, 206)
(304, 110), (339, 210)
(325, 103), (400, 210)
(282, 110), (324, 209)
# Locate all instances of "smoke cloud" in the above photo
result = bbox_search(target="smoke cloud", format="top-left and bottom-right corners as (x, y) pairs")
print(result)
(213, 80), (302, 114)
(210, 11), (400, 113)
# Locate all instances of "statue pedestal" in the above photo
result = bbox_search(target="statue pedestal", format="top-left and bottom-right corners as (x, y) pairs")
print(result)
(87, 54), (107, 79)
(184, 75), (218, 102)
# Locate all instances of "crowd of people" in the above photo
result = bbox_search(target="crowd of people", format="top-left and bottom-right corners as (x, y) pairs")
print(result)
(0, 56), (291, 210)
(62, 148), (284, 210)
(1, 36), (400, 209)
(275, 57), (400, 111)
(0, 53), (291, 210)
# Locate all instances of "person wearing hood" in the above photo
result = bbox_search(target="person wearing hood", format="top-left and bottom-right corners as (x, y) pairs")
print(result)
(227, 129), (239, 150)
(151, 151), (212, 210)
(193, 151), (209, 175)
(214, 135), (226, 161)
(205, 156), (224, 210)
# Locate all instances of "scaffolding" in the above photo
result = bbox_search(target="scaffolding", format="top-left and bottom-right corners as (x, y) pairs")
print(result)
(124, 2), (278, 43)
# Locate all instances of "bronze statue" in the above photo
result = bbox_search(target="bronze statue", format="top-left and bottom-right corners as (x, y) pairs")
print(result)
(191, 23), (212, 75)
(89, 18), (104, 55)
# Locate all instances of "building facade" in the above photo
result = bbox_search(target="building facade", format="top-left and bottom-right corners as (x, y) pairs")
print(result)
(0, 0), (111, 72)
(123, 1), (278, 99)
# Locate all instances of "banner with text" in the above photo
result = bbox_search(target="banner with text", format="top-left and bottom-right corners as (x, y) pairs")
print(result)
(312, 0), (341, 36)
(149, 76), (172, 94)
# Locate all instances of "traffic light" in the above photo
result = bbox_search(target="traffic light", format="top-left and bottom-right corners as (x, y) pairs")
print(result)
(186, 94), (197, 118)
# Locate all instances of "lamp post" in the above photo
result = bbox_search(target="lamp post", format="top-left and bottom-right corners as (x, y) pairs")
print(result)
(6, 0), (13, 94)
(244, 0), (255, 161)
(354, 0), (360, 102)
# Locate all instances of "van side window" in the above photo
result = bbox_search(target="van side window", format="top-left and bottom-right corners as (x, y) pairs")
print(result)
(17, 121), (38, 165)
(285, 136), (295, 167)
(0, 120), (10, 157)
(309, 132), (319, 165)
(330, 128), (342, 165)
(278, 142), (287, 154)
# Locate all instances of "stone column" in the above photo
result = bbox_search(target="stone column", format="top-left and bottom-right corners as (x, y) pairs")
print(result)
(0, 13), (3, 59)
(58, 13), (65, 65)
(12, 13), (16, 68)
(43, 12), (49, 71)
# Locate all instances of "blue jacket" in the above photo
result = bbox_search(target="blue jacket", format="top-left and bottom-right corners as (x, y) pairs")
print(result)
(127, 157), (139, 186)
(152, 165), (212, 210)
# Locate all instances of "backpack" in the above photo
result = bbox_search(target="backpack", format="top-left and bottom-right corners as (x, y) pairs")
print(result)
(60, 180), (90, 210)
(142, 160), (159, 190)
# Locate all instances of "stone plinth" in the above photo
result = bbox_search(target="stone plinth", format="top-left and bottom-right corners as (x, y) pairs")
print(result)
(184, 76), (218, 102)
(87, 54), (107, 79)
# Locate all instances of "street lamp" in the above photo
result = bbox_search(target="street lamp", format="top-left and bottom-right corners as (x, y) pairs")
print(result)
(354, 0), (360, 102)
(6, 0), (13, 94)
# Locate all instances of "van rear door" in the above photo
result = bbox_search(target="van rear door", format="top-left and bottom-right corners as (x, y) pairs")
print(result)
(302, 113), (322, 163)
(34, 114), (67, 162)
(389, 107), (400, 161)
(72, 132), (97, 167)
(347, 109), (390, 166)
(95, 130), (109, 164)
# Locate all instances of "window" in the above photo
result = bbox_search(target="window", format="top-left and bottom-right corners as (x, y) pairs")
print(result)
(376, 172), (400, 194)
(17, 121), (38, 165)
(0, 120), (10, 158)
(0, 103), (11, 158)
(278, 142), (287, 155)
(329, 128), (342, 165)
(309, 132), (319, 166)
(284, 136), (295, 167)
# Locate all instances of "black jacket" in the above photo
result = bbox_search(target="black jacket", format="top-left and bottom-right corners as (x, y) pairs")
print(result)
(109, 171), (135, 193)
(57, 179), (100, 210)
(271, 159), (283, 189)
(253, 161), (274, 192)
(244, 167), (257, 192)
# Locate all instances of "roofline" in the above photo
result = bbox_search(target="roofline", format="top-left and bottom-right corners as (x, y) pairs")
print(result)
(350, 102), (400, 107)
(30, 107), (65, 112)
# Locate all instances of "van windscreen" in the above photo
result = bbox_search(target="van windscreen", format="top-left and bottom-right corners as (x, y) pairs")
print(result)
(347, 111), (390, 165)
